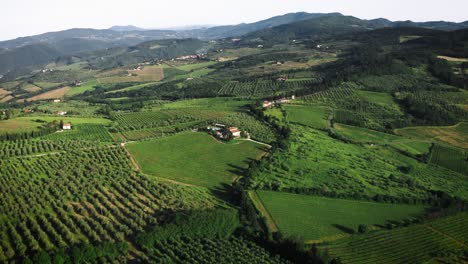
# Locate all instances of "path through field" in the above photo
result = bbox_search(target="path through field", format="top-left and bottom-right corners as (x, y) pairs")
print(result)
(249, 191), (279, 233)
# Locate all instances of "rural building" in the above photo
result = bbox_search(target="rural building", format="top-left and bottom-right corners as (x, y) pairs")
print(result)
(74, 80), (82, 86)
(53, 99), (61, 103)
(276, 98), (291, 104)
(228, 127), (241, 138)
(62, 123), (72, 130)
(58, 111), (67, 116)
(263, 101), (274, 108)
(24, 109), (34, 113)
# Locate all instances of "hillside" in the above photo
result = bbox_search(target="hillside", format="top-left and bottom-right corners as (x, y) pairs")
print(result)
(0, 9), (467, 264)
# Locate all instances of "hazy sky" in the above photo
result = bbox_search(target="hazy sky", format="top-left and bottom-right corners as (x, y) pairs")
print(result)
(1, 0), (467, 41)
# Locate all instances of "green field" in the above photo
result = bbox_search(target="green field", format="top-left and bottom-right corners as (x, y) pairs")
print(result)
(284, 104), (329, 129)
(127, 132), (267, 188)
(66, 80), (98, 96)
(254, 125), (468, 200)
(42, 124), (114, 142)
(15, 116), (111, 125)
(335, 123), (431, 155)
(429, 144), (468, 175)
(256, 191), (426, 241)
(395, 122), (468, 149)
(355, 90), (396, 106)
(158, 97), (249, 112)
(324, 212), (468, 264)
(0, 119), (42, 134)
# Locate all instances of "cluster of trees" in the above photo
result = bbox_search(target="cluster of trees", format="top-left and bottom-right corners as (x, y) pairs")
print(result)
(22, 242), (128, 264)
(0, 121), (59, 141)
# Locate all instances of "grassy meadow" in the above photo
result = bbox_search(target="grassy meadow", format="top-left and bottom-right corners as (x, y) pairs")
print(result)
(395, 122), (468, 149)
(254, 125), (468, 200)
(127, 132), (267, 188)
(256, 191), (426, 242)
(284, 104), (329, 129)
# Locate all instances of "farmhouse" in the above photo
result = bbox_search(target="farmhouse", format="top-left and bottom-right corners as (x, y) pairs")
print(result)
(228, 127), (241, 138)
(74, 80), (82, 86)
(263, 101), (274, 108)
(53, 99), (61, 103)
(62, 123), (72, 130)
(57, 111), (67, 116)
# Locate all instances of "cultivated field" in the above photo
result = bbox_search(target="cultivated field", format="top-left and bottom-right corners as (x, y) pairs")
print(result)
(126, 132), (267, 188)
(0, 119), (43, 134)
(395, 122), (468, 149)
(429, 144), (468, 175)
(26, 86), (71, 101)
(335, 123), (431, 155)
(256, 191), (426, 242)
(254, 125), (468, 200)
(324, 212), (468, 264)
(96, 65), (164, 83)
(284, 104), (329, 129)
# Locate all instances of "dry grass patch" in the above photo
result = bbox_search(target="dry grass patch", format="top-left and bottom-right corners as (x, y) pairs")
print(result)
(437, 56), (468, 63)
(97, 65), (164, 84)
(27, 86), (71, 101)
(0, 95), (14, 103)
(0, 88), (11, 97)
(23, 84), (42, 92)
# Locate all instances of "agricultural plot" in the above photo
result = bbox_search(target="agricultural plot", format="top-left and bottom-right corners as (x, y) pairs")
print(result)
(395, 122), (468, 149)
(143, 237), (290, 264)
(218, 79), (319, 97)
(96, 65), (164, 84)
(35, 100), (102, 116)
(214, 112), (277, 143)
(284, 104), (329, 129)
(253, 125), (468, 200)
(65, 80), (98, 96)
(0, 146), (219, 262)
(33, 82), (63, 89)
(429, 144), (468, 175)
(22, 84), (42, 93)
(158, 97), (249, 112)
(0, 95), (13, 103)
(323, 212), (468, 264)
(334, 124), (431, 156)
(0, 119), (43, 134)
(15, 116), (111, 125)
(42, 124), (113, 142)
(0, 140), (96, 158)
(300, 83), (356, 104)
(256, 191), (426, 241)
(126, 132), (267, 188)
(26, 86), (71, 101)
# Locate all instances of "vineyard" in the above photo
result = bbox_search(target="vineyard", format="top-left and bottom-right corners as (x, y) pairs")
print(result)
(141, 237), (290, 264)
(0, 139), (96, 158)
(0, 146), (219, 262)
(324, 212), (468, 264)
(42, 124), (114, 142)
(300, 83), (357, 104)
(114, 109), (276, 143)
(429, 144), (468, 175)
(218, 79), (319, 97)
(213, 112), (277, 143)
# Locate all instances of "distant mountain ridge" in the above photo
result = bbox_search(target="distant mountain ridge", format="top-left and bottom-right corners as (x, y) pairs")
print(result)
(109, 25), (147, 32)
(0, 12), (467, 75)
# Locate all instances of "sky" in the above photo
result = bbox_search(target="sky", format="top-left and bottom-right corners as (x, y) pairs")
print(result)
(1, 0), (467, 41)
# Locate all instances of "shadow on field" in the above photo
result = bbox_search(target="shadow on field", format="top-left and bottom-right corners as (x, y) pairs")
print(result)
(332, 224), (355, 234)
(210, 183), (236, 204)
(227, 163), (247, 176)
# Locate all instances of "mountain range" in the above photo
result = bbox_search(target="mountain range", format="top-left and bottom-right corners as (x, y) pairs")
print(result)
(0, 12), (467, 76)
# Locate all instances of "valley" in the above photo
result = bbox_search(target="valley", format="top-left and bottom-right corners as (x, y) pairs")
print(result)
(0, 10), (467, 264)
